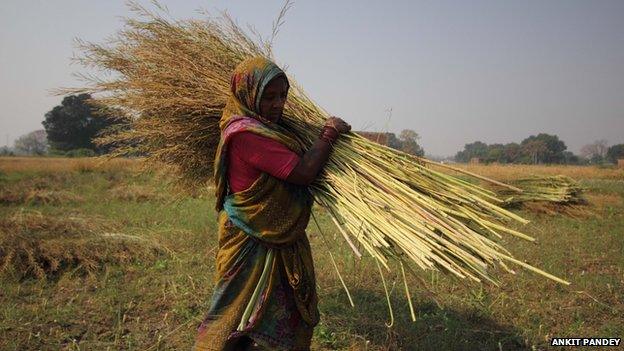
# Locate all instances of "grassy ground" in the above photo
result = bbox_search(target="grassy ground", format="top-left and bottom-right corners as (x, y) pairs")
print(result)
(1, 157), (622, 350)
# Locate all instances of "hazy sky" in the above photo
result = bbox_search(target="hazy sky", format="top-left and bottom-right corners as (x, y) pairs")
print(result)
(1, 0), (623, 156)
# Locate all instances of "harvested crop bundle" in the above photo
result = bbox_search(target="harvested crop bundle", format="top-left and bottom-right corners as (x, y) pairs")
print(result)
(498, 175), (585, 206)
(62, 1), (568, 294)
(490, 175), (588, 217)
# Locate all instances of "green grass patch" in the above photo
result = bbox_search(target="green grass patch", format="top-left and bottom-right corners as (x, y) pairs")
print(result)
(1, 165), (622, 350)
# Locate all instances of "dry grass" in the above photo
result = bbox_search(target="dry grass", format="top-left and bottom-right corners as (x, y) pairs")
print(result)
(0, 211), (168, 279)
(0, 175), (83, 205)
(585, 193), (622, 208)
(108, 184), (165, 202)
(520, 202), (594, 218)
(0, 188), (23, 205)
(446, 163), (624, 181)
(0, 157), (143, 174)
(24, 190), (84, 205)
(2, 189), (62, 206)
(0, 161), (622, 349)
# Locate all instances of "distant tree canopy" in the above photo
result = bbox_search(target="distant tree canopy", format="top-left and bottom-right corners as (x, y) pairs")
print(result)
(42, 94), (123, 154)
(580, 140), (609, 163)
(562, 151), (580, 165)
(455, 133), (571, 164)
(398, 129), (425, 157)
(14, 130), (48, 155)
(454, 141), (489, 163)
(520, 133), (567, 164)
(0, 146), (15, 156)
(356, 129), (425, 157)
(607, 144), (624, 163)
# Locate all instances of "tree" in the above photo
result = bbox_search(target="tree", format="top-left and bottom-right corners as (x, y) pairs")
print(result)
(520, 134), (567, 163)
(455, 141), (488, 163)
(580, 139), (609, 163)
(42, 94), (121, 153)
(521, 140), (549, 164)
(607, 144), (624, 163)
(386, 133), (402, 150)
(502, 143), (522, 163)
(0, 146), (14, 156)
(562, 151), (581, 165)
(399, 129), (424, 156)
(14, 130), (48, 155)
(485, 143), (505, 163)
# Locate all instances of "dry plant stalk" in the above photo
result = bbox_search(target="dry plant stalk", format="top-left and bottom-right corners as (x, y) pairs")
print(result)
(60, 2), (569, 286)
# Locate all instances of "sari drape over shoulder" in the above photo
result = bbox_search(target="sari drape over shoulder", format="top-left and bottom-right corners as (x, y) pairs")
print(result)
(194, 57), (319, 351)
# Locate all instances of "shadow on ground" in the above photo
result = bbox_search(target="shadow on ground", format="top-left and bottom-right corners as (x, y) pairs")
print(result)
(315, 288), (530, 351)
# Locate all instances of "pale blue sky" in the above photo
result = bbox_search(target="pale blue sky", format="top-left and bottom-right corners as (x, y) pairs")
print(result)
(1, 0), (623, 156)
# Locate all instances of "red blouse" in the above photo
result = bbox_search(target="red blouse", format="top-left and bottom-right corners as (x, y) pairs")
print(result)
(227, 131), (301, 193)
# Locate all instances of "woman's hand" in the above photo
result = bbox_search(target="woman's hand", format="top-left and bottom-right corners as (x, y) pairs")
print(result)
(324, 116), (351, 134)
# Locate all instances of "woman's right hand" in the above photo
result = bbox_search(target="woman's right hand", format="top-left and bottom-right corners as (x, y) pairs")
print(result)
(325, 116), (351, 134)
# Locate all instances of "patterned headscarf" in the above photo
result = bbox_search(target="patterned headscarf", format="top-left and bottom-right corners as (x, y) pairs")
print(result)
(220, 56), (289, 130)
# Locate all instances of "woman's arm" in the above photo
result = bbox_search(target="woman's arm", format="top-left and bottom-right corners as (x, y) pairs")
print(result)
(286, 117), (351, 185)
(285, 139), (333, 185)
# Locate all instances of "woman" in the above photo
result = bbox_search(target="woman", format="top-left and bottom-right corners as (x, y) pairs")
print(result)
(194, 56), (351, 351)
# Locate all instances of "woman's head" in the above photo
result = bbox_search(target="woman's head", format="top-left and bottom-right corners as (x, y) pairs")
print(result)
(258, 75), (288, 122)
(225, 57), (289, 124)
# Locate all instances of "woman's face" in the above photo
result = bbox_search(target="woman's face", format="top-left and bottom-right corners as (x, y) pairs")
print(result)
(259, 76), (288, 122)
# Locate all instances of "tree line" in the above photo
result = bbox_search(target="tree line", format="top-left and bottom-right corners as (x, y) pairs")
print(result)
(454, 135), (624, 164)
(367, 129), (425, 157)
(2, 93), (622, 164)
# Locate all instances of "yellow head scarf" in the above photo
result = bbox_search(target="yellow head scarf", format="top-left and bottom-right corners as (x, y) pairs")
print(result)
(220, 56), (289, 130)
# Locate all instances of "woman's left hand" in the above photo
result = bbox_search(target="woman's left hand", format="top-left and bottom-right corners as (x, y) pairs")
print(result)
(325, 116), (351, 134)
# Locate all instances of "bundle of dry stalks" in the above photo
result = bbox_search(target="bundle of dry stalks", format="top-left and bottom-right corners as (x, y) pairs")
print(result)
(61, 2), (568, 299)
(491, 175), (588, 217)
(498, 175), (585, 206)
(0, 211), (167, 279)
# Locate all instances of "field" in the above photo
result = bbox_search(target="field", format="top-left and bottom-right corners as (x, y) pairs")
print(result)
(1, 157), (622, 350)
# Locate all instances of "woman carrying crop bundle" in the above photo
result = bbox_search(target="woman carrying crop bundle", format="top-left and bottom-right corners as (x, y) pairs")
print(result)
(193, 57), (351, 351)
